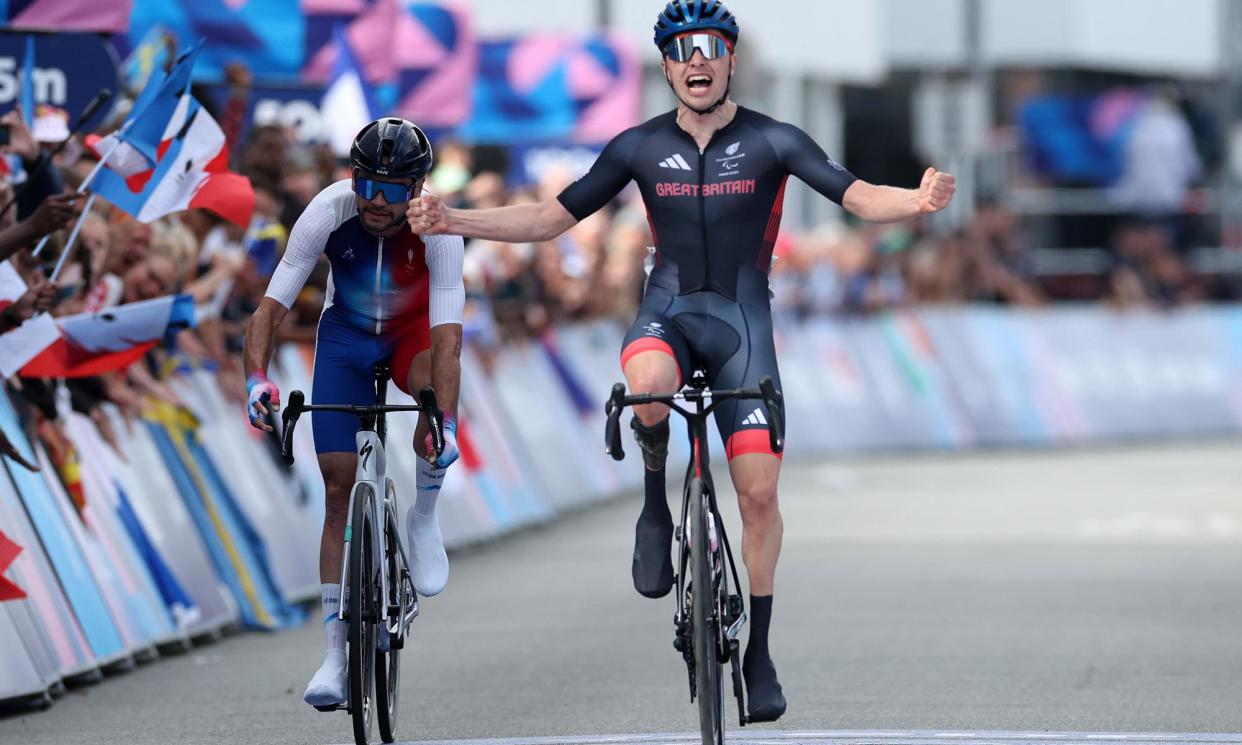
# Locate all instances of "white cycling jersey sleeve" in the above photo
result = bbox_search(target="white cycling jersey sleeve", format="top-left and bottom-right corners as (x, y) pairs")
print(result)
(423, 232), (465, 327)
(264, 180), (355, 309)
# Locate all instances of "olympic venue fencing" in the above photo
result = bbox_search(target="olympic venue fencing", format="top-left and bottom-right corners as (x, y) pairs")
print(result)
(3, 305), (1242, 709)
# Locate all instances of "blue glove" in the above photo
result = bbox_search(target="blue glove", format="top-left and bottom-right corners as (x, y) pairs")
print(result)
(424, 412), (459, 468)
(246, 371), (280, 430)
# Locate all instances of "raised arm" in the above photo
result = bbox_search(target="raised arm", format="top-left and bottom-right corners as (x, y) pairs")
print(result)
(408, 127), (640, 242)
(842, 167), (956, 223)
(408, 197), (577, 244)
(766, 120), (955, 222)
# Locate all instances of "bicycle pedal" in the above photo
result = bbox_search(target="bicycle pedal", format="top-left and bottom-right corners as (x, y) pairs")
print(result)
(313, 704), (343, 713)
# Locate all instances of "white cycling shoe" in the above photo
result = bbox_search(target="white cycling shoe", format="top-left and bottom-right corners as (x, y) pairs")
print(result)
(407, 509), (449, 597)
(303, 649), (347, 708)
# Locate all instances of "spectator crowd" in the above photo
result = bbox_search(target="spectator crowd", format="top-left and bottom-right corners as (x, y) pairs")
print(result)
(0, 66), (1234, 475)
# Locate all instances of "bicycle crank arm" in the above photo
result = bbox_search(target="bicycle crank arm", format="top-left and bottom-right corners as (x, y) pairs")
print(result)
(730, 648), (747, 727)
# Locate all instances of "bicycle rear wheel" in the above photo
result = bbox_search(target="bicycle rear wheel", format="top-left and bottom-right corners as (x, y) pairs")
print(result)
(690, 478), (725, 745)
(375, 493), (403, 743)
(349, 485), (378, 745)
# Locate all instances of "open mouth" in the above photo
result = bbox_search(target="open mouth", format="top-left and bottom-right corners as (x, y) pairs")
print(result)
(686, 74), (712, 92)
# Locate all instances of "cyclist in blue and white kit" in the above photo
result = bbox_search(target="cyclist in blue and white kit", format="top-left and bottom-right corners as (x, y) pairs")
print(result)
(408, 0), (955, 720)
(243, 118), (466, 708)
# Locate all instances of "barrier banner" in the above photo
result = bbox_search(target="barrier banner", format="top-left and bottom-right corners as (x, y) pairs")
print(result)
(0, 395), (128, 665)
(105, 405), (233, 636)
(9, 307), (1242, 708)
(0, 528), (24, 601)
(175, 370), (319, 602)
(0, 464), (96, 677)
(144, 406), (302, 631)
(60, 410), (175, 651)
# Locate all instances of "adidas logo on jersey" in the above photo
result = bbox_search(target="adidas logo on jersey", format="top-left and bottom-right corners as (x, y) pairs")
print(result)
(659, 153), (693, 171)
(741, 407), (767, 426)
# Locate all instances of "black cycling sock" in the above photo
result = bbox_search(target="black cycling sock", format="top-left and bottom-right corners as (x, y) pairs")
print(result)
(744, 594), (786, 722)
(632, 466), (674, 598)
(745, 594), (772, 664)
(643, 466), (670, 521)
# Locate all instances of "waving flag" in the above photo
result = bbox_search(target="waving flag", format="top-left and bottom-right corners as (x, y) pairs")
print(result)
(320, 24), (377, 157)
(89, 92), (255, 227)
(0, 261), (60, 376)
(21, 295), (197, 378)
(121, 25), (176, 97)
(106, 43), (201, 169)
(19, 36), (35, 128)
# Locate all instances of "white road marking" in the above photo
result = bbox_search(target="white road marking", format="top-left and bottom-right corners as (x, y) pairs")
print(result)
(388, 730), (1242, 745)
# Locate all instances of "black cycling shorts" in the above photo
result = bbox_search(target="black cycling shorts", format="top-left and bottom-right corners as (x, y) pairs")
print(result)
(620, 276), (784, 460)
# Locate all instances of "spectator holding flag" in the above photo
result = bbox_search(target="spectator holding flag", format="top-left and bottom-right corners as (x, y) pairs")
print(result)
(1, 108), (65, 221)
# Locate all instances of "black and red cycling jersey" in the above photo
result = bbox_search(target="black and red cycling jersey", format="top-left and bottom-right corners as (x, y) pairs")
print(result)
(557, 105), (857, 304)
(557, 106), (858, 458)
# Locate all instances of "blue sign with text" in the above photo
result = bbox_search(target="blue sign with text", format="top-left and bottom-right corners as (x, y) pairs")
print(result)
(0, 32), (119, 131)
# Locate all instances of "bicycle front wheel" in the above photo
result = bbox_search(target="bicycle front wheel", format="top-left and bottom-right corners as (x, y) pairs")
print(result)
(690, 478), (725, 745)
(349, 484), (378, 745)
(375, 494), (403, 743)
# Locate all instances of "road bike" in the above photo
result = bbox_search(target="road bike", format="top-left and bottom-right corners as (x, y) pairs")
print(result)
(605, 371), (783, 745)
(280, 363), (444, 745)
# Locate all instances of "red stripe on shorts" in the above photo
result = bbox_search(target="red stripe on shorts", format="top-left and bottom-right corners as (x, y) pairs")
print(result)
(725, 429), (783, 460)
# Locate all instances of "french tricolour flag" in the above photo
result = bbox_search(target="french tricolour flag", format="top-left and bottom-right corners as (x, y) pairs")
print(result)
(20, 294), (197, 378)
(88, 43), (254, 227)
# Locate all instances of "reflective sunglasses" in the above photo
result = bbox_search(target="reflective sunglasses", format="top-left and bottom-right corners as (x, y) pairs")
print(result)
(353, 176), (415, 204)
(661, 33), (731, 63)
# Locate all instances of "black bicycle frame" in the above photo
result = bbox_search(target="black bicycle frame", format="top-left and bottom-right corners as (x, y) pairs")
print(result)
(604, 374), (784, 724)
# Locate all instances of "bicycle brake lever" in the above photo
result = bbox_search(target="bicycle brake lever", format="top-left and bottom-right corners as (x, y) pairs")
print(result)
(280, 390), (305, 466)
(758, 376), (784, 455)
(605, 383), (626, 461)
(418, 387), (445, 457)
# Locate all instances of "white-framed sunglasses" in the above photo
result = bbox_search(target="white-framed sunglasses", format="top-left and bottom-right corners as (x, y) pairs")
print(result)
(662, 33), (731, 62)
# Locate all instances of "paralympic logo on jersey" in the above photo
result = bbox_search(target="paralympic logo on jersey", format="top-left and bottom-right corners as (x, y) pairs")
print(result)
(655, 179), (757, 198)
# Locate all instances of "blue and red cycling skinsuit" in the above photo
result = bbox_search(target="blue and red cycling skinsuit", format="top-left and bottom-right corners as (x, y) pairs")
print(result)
(265, 180), (465, 454)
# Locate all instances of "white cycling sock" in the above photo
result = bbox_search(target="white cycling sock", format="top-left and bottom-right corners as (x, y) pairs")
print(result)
(321, 583), (345, 652)
(408, 458), (449, 596)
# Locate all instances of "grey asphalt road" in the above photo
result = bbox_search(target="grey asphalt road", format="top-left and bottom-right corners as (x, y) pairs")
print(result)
(5, 443), (1242, 745)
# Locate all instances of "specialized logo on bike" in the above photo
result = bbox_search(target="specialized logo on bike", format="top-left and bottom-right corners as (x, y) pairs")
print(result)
(655, 179), (756, 198)
(359, 441), (374, 470)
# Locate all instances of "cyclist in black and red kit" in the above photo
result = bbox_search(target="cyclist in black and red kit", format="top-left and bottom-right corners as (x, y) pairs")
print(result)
(408, 0), (955, 721)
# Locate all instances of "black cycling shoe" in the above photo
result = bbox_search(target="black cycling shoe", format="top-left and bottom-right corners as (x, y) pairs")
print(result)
(743, 653), (787, 723)
(632, 510), (674, 598)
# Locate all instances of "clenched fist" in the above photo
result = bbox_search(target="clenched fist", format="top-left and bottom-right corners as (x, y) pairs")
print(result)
(407, 194), (450, 235)
(917, 167), (956, 214)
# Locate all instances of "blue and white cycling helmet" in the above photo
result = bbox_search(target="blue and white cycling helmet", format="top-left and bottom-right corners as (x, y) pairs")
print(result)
(653, 0), (740, 53)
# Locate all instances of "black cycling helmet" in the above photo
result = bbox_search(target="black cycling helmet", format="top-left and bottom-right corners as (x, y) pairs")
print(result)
(653, 0), (740, 52)
(350, 117), (433, 180)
